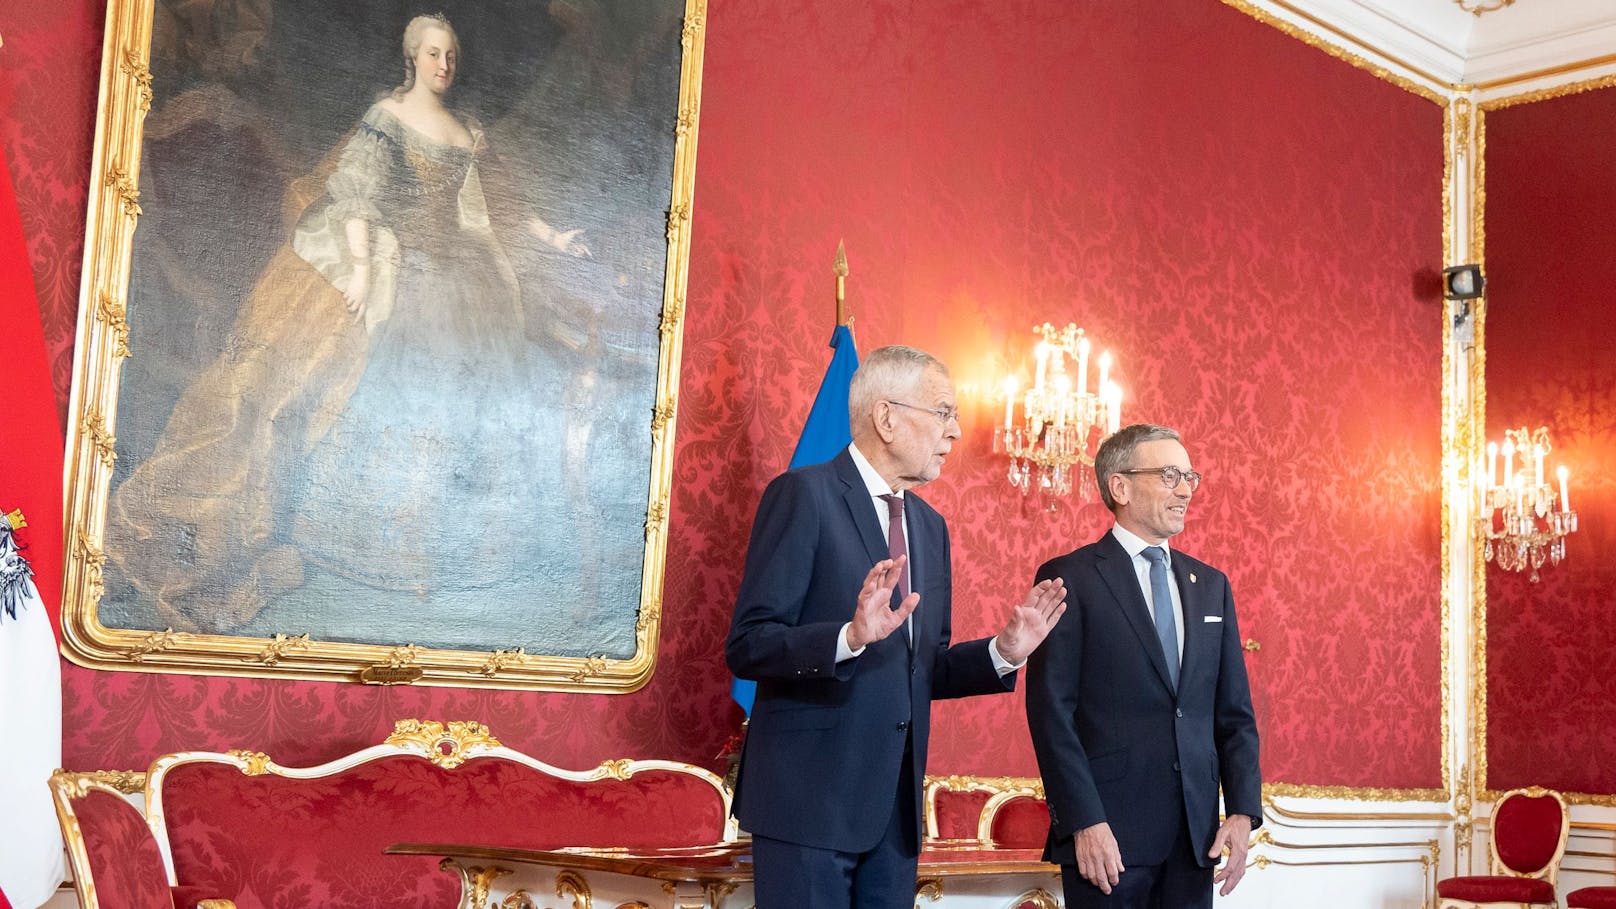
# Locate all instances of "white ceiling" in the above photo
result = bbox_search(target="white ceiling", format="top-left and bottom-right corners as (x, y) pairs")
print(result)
(1270, 0), (1616, 90)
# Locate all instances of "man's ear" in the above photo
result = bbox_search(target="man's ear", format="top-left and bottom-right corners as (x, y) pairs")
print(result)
(872, 401), (898, 444)
(1108, 473), (1129, 508)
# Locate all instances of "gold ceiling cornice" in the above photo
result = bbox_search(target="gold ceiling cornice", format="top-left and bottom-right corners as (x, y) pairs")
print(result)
(1223, 0), (1456, 103)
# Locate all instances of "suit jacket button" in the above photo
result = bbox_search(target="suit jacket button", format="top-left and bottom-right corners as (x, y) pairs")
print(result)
(1173, 761), (1181, 772)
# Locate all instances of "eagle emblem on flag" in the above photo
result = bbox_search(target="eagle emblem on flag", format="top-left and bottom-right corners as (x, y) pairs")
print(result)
(0, 511), (34, 623)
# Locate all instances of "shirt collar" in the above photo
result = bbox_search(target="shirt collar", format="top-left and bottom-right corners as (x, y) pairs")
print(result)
(847, 443), (896, 499)
(1111, 522), (1171, 563)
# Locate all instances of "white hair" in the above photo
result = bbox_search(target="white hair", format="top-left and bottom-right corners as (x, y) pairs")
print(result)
(848, 345), (949, 428)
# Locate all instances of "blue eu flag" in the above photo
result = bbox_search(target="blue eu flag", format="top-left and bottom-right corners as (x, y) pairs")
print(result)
(731, 324), (859, 716)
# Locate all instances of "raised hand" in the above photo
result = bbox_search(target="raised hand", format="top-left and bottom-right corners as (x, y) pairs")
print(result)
(992, 578), (1067, 665)
(846, 556), (919, 651)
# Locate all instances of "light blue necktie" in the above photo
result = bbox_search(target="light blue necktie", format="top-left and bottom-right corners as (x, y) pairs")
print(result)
(1140, 546), (1179, 689)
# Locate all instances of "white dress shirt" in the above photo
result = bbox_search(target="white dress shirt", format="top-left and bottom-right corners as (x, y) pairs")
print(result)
(1110, 523), (1185, 664)
(836, 444), (1018, 675)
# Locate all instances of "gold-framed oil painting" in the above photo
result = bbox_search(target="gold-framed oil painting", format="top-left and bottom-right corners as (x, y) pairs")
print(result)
(60, 0), (705, 691)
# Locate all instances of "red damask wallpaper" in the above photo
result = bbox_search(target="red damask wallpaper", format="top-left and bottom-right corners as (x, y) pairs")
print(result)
(4, 0), (1443, 790)
(1482, 85), (1616, 796)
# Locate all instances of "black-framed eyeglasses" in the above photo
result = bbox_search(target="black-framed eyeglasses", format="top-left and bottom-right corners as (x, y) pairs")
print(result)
(1117, 466), (1202, 491)
(886, 400), (960, 424)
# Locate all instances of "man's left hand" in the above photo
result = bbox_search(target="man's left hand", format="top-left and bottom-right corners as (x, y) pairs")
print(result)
(1209, 813), (1253, 896)
(992, 578), (1066, 665)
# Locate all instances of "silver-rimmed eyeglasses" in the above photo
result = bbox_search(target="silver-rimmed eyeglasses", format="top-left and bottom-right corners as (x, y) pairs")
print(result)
(887, 401), (960, 425)
(1117, 466), (1202, 491)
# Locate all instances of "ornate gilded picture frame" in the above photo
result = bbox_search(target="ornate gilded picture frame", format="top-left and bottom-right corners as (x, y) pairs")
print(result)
(61, 0), (705, 692)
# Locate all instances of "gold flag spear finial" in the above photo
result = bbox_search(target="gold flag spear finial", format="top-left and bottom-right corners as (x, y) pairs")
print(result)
(833, 241), (849, 327)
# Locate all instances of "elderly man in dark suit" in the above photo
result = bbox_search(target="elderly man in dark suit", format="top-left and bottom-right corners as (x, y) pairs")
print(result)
(1026, 423), (1262, 908)
(726, 344), (1067, 909)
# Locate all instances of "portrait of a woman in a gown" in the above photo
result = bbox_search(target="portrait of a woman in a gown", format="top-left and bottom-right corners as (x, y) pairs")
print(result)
(100, 11), (653, 657)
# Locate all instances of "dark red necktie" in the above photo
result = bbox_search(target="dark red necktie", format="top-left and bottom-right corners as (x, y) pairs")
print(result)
(880, 494), (910, 601)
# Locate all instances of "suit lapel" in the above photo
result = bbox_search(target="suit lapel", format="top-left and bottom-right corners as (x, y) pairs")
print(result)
(1172, 555), (1207, 689)
(833, 451), (916, 654)
(905, 498), (937, 660)
(1094, 533), (1176, 694)
(833, 450), (889, 568)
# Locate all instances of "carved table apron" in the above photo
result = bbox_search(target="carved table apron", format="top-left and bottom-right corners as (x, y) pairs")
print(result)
(387, 840), (1064, 908)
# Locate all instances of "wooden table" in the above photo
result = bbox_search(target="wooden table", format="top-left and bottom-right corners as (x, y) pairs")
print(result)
(388, 840), (1063, 909)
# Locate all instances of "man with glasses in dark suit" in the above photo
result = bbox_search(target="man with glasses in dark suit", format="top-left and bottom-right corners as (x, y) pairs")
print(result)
(1026, 423), (1261, 909)
(727, 344), (1067, 909)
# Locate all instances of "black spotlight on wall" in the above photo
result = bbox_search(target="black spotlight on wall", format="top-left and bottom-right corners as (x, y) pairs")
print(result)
(1443, 263), (1485, 300)
(1442, 263), (1485, 336)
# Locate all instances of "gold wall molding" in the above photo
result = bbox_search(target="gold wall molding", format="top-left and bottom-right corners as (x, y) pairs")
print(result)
(1478, 71), (1616, 111)
(1468, 78), (1616, 805)
(1263, 782), (1449, 803)
(1262, 795), (1455, 824)
(1474, 54), (1616, 94)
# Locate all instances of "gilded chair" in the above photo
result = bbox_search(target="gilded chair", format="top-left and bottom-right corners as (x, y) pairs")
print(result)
(49, 771), (234, 909)
(923, 775), (1044, 844)
(979, 788), (1052, 849)
(1436, 786), (1570, 909)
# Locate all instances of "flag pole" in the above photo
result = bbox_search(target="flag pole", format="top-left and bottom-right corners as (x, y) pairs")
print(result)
(834, 240), (849, 328)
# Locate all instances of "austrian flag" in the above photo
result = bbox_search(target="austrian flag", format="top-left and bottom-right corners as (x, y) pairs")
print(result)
(0, 515), (64, 908)
(0, 147), (68, 908)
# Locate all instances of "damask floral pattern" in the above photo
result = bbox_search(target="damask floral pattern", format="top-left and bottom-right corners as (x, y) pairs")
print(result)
(70, 789), (176, 909)
(12, 0), (1444, 794)
(1482, 85), (1616, 796)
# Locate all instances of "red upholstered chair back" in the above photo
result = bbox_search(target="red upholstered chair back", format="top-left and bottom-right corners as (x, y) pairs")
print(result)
(51, 772), (176, 909)
(923, 776), (1046, 846)
(1489, 787), (1569, 882)
(144, 721), (736, 909)
(926, 781), (993, 841)
(983, 793), (1052, 849)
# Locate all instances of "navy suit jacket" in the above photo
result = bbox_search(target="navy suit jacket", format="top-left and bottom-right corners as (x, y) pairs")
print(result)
(1026, 530), (1261, 868)
(726, 448), (1011, 853)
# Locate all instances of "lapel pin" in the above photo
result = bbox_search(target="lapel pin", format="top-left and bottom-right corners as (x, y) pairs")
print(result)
(1189, 573), (1197, 584)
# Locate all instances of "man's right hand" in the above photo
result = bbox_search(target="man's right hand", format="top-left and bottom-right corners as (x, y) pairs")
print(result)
(1075, 821), (1124, 894)
(845, 556), (919, 650)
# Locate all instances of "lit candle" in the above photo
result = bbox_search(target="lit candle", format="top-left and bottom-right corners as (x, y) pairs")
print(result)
(1034, 342), (1048, 392)
(1502, 438), (1514, 488)
(1486, 441), (1498, 488)
(1002, 376), (1017, 430)
(1105, 382), (1122, 434)
(1054, 374), (1071, 429)
(1098, 351), (1112, 393)
(1077, 335), (1091, 398)
(1558, 465), (1570, 512)
(1534, 444), (1545, 488)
